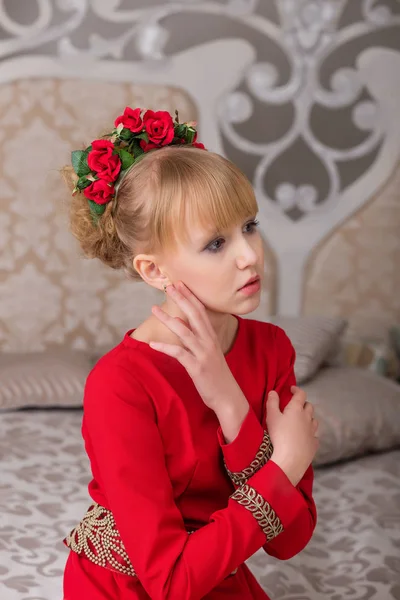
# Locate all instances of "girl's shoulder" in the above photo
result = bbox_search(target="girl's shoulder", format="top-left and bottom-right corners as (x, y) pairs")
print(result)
(242, 317), (294, 358)
(86, 327), (181, 398)
(242, 316), (286, 341)
(82, 341), (163, 417)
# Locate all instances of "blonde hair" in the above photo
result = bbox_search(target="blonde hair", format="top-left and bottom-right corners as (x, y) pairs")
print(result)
(61, 145), (258, 282)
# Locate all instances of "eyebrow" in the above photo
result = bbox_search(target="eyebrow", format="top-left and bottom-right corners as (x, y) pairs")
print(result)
(195, 216), (257, 248)
(192, 227), (221, 247)
(203, 228), (221, 241)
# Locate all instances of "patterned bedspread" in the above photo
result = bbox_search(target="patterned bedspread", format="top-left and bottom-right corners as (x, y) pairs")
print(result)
(1, 409), (399, 600)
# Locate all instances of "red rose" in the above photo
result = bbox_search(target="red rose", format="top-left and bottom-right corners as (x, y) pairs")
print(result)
(189, 132), (206, 149)
(143, 110), (174, 146)
(140, 140), (160, 153)
(87, 140), (121, 182)
(114, 107), (143, 133)
(83, 179), (115, 204)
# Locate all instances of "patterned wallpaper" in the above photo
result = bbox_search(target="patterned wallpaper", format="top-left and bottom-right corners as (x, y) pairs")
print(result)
(304, 161), (400, 342)
(0, 0), (399, 348)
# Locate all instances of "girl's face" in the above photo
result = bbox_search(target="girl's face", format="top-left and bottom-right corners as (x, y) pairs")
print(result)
(157, 213), (264, 317)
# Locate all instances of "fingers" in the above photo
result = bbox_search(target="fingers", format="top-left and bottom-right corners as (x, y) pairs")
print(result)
(175, 317), (192, 331)
(174, 282), (207, 314)
(312, 418), (319, 438)
(266, 390), (280, 413)
(290, 386), (306, 402)
(303, 401), (314, 419)
(288, 385), (307, 409)
(176, 282), (219, 341)
(288, 388), (317, 431)
(148, 339), (195, 371)
(163, 283), (214, 343)
(151, 306), (196, 353)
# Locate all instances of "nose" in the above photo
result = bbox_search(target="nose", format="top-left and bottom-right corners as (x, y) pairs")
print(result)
(235, 238), (259, 269)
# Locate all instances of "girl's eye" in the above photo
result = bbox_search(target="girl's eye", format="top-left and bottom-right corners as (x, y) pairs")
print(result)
(245, 219), (260, 232)
(207, 219), (260, 253)
(208, 238), (224, 253)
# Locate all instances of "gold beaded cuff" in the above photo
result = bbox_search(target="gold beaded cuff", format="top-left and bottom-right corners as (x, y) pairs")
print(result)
(64, 503), (137, 576)
(224, 430), (273, 487)
(231, 484), (283, 542)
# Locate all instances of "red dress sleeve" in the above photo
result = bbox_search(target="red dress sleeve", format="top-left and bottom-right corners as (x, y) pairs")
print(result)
(83, 360), (310, 600)
(217, 325), (317, 561)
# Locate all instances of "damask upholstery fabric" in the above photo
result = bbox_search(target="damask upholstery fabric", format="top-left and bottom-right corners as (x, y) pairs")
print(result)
(304, 162), (400, 343)
(302, 366), (400, 466)
(1, 409), (399, 600)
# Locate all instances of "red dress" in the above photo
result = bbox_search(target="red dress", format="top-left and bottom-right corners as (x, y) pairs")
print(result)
(63, 315), (317, 600)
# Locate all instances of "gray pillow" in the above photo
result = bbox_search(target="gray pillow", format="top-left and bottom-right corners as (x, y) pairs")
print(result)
(0, 350), (90, 410)
(302, 366), (400, 466)
(270, 316), (347, 383)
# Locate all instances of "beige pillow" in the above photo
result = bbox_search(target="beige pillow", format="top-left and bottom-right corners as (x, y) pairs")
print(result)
(0, 350), (90, 410)
(301, 366), (400, 466)
(270, 316), (347, 383)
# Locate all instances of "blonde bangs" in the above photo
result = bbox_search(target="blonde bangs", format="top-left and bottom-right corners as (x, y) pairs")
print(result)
(148, 148), (258, 251)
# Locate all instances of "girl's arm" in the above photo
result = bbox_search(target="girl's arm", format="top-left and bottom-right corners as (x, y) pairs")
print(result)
(218, 326), (317, 560)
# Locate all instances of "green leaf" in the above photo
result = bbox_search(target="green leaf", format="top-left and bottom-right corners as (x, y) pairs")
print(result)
(131, 138), (144, 158)
(118, 148), (135, 170)
(71, 150), (90, 177)
(119, 128), (134, 141)
(174, 124), (186, 137)
(185, 129), (196, 144)
(76, 176), (92, 191)
(88, 200), (106, 217)
(134, 131), (148, 142)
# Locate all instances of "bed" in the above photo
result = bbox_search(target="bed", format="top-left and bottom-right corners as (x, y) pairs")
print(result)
(1, 407), (399, 600)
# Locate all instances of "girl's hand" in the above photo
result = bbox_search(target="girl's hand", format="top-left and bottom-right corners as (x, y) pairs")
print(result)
(149, 281), (245, 412)
(266, 386), (319, 486)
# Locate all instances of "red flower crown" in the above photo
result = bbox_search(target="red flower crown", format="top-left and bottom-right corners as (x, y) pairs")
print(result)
(71, 107), (205, 219)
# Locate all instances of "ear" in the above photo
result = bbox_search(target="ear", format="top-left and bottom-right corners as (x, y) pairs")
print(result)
(133, 254), (170, 291)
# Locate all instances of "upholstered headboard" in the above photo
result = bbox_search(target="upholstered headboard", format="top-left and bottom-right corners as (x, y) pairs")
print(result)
(0, 38), (399, 352)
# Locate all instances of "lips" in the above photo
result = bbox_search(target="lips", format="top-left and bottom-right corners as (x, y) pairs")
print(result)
(239, 275), (260, 290)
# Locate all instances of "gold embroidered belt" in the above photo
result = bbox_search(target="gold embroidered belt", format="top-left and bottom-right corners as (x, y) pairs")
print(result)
(64, 503), (238, 578)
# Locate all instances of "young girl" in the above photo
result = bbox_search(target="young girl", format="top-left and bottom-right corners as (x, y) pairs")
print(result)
(61, 106), (319, 600)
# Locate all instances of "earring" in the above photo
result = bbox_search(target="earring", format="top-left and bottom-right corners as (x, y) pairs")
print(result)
(163, 284), (167, 293)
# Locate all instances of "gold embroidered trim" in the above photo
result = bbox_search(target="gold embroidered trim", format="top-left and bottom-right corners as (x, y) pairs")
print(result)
(225, 430), (273, 486)
(64, 503), (137, 576)
(231, 484), (284, 541)
(64, 503), (199, 578)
